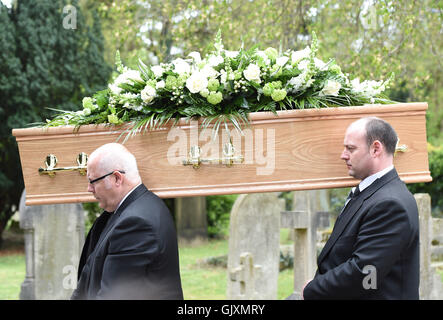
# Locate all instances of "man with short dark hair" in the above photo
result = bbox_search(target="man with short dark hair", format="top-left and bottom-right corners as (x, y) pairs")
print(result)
(303, 117), (420, 299)
(71, 143), (183, 300)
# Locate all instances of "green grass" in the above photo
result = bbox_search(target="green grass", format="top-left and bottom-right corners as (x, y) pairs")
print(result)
(0, 253), (25, 300)
(0, 230), (294, 300)
(178, 228), (294, 299)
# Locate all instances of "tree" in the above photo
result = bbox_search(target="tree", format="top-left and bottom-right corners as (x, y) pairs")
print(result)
(0, 1), (29, 248)
(0, 0), (111, 246)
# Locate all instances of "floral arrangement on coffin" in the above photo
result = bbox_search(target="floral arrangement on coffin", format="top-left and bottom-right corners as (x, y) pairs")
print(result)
(44, 32), (394, 139)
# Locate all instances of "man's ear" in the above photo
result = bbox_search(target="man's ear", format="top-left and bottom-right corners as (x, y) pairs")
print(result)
(113, 171), (124, 186)
(371, 140), (383, 157)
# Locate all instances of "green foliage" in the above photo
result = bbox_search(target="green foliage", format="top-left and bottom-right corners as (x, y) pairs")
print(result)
(82, 202), (101, 234)
(44, 32), (394, 141)
(206, 194), (238, 238)
(408, 145), (443, 216)
(0, 0), (111, 245)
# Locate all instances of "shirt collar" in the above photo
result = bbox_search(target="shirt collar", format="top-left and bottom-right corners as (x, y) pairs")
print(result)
(114, 183), (142, 214)
(354, 165), (394, 193)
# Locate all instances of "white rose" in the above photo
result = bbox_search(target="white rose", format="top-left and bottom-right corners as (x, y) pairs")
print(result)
(291, 47), (310, 64)
(208, 55), (224, 67)
(108, 83), (122, 95)
(156, 80), (165, 89)
(151, 65), (164, 78)
(297, 59), (309, 71)
(141, 85), (157, 104)
(351, 78), (362, 92)
(243, 64), (261, 83)
(172, 58), (191, 75)
(121, 70), (143, 83)
(200, 65), (219, 79)
(109, 69), (143, 94)
(314, 58), (326, 70)
(276, 56), (289, 66)
(321, 80), (341, 96)
(255, 51), (270, 66)
(186, 72), (208, 93)
(188, 52), (202, 63)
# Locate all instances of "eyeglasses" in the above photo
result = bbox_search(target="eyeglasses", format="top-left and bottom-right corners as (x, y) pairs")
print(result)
(88, 170), (125, 185)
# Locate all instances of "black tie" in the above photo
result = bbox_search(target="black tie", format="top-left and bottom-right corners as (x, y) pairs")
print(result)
(337, 186), (361, 222)
(352, 186), (361, 198)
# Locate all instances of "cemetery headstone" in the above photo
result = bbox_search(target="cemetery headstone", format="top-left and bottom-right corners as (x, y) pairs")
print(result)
(227, 193), (284, 299)
(415, 193), (443, 300)
(19, 190), (85, 300)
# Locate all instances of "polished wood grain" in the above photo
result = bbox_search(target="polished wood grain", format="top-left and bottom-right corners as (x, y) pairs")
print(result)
(13, 103), (432, 205)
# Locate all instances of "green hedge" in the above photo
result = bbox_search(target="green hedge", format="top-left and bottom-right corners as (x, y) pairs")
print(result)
(408, 144), (443, 216)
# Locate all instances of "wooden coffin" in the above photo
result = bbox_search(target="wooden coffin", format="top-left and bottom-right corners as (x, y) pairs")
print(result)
(13, 102), (431, 206)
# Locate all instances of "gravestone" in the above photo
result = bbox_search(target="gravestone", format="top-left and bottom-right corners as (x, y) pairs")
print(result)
(19, 190), (85, 300)
(415, 193), (443, 300)
(283, 190), (330, 299)
(431, 217), (443, 262)
(227, 193), (284, 300)
(174, 196), (207, 244)
(229, 252), (262, 299)
(281, 210), (329, 299)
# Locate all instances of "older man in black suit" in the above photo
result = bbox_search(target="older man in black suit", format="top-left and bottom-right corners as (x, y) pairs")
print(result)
(303, 117), (420, 299)
(71, 143), (183, 300)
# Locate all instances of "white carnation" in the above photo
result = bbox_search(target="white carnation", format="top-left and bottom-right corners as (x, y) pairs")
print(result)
(141, 85), (156, 104)
(122, 70), (143, 83)
(276, 56), (289, 66)
(351, 78), (383, 97)
(151, 65), (164, 78)
(207, 55), (224, 67)
(200, 65), (219, 79)
(255, 51), (270, 66)
(321, 80), (341, 96)
(297, 59), (309, 71)
(291, 47), (310, 64)
(108, 83), (122, 95)
(314, 58), (326, 70)
(243, 64), (261, 83)
(186, 71), (208, 93)
(172, 58), (191, 75)
(188, 51), (202, 63)
(156, 80), (165, 89)
(109, 69), (143, 94)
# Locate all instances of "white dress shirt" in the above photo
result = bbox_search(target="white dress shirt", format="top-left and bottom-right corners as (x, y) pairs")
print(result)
(354, 165), (394, 194)
(114, 183), (142, 213)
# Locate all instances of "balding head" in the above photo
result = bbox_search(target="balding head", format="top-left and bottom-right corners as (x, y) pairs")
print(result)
(89, 143), (141, 185)
(87, 143), (142, 212)
(341, 117), (397, 180)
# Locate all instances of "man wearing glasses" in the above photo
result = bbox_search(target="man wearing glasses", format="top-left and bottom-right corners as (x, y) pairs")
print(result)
(71, 143), (183, 300)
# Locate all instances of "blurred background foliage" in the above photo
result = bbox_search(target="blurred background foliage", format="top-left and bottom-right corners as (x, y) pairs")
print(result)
(1, 0), (442, 243)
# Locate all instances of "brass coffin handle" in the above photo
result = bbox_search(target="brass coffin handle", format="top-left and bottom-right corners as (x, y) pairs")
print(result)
(395, 138), (408, 155)
(182, 143), (244, 169)
(38, 153), (88, 177)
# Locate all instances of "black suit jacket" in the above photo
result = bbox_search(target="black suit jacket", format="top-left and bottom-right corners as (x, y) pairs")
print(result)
(303, 169), (419, 300)
(71, 184), (183, 300)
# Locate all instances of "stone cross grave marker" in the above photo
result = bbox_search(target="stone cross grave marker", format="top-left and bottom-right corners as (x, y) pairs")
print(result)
(227, 193), (284, 300)
(281, 190), (330, 299)
(229, 252), (262, 299)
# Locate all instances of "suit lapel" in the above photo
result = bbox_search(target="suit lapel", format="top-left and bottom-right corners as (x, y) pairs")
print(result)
(77, 211), (112, 280)
(317, 169), (399, 265)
